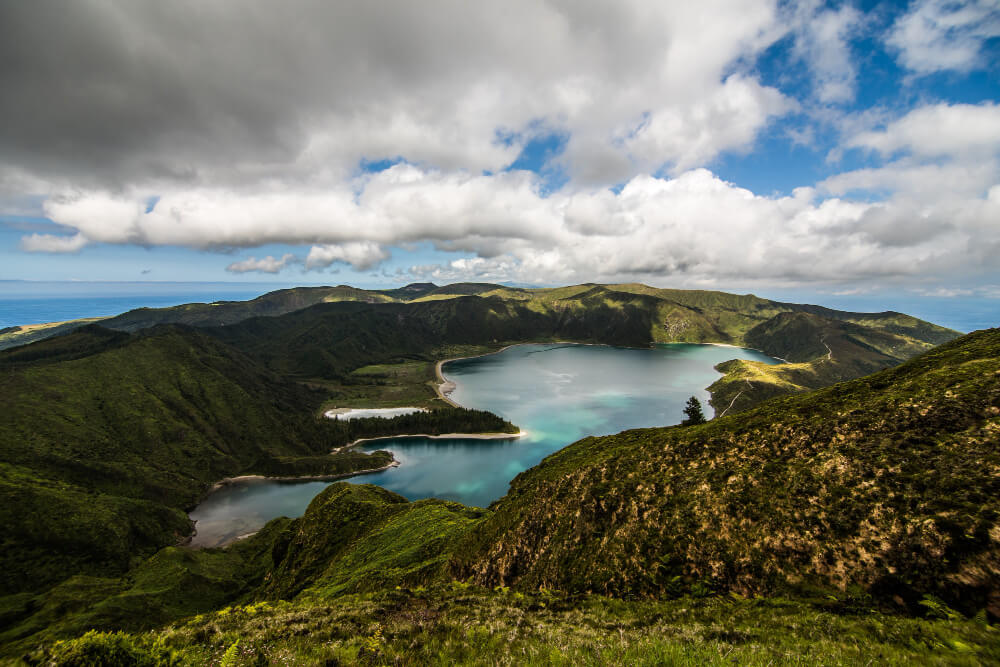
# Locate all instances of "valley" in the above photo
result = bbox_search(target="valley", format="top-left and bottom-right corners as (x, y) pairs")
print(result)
(0, 283), (994, 664)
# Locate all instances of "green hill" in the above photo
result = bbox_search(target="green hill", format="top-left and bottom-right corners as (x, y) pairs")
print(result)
(201, 287), (956, 412)
(0, 282), (958, 415)
(0, 283), (981, 662)
(1, 284), (958, 412)
(456, 328), (1000, 615)
(0, 325), (394, 596)
(14, 328), (999, 664)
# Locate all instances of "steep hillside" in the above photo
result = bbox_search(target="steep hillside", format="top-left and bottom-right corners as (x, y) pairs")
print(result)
(202, 287), (957, 412)
(261, 483), (487, 601)
(17, 329), (1000, 664)
(707, 310), (951, 414)
(0, 325), (393, 594)
(3, 284), (959, 412)
(207, 294), (658, 382)
(101, 285), (397, 333)
(456, 329), (1000, 616)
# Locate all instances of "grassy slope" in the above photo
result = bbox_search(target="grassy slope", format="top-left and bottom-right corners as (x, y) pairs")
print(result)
(707, 310), (952, 415)
(0, 325), (393, 595)
(3, 282), (959, 415)
(261, 484), (488, 601)
(0, 284), (975, 660)
(0, 318), (107, 351)
(456, 329), (1000, 616)
(34, 587), (1000, 665)
(206, 295), (658, 383)
(205, 286), (956, 414)
(20, 330), (1000, 662)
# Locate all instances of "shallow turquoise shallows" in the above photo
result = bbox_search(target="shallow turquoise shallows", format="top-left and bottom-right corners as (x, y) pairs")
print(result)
(188, 343), (780, 546)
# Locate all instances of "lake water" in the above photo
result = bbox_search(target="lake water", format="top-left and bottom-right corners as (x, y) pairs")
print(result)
(188, 343), (780, 547)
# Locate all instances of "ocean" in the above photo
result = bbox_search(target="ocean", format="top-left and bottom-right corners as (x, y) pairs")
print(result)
(0, 281), (293, 329)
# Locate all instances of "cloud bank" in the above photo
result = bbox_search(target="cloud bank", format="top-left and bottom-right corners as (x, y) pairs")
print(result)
(32, 162), (1000, 288)
(1, 1), (998, 289)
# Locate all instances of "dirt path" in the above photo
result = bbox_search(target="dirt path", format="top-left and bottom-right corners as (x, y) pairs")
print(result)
(717, 379), (753, 418)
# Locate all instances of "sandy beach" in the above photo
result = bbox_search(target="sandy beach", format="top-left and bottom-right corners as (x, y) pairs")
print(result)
(324, 406), (428, 420)
(343, 430), (527, 450)
(434, 342), (550, 406)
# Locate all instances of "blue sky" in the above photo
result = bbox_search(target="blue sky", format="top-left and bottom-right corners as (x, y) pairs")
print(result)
(1, 0), (998, 310)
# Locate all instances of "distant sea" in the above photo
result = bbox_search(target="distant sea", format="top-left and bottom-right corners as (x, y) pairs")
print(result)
(0, 281), (299, 329)
(0, 280), (996, 333)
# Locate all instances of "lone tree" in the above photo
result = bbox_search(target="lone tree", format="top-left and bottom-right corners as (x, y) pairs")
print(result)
(681, 396), (707, 425)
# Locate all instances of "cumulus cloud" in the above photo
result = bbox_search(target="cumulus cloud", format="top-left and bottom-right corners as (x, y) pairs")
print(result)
(28, 162), (1000, 287)
(20, 232), (89, 253)
(887, 0), (1000, 74)
(846, 102), (1000, 158)
(0, 1), (789, 191)
(789, 0), (863, 103)
(305, 242), (390, 271)
(826, 102), (1000, 201)
(3, 2), (998, 291)
(616, 75), (793, 174)
(226, 254), (298, 274)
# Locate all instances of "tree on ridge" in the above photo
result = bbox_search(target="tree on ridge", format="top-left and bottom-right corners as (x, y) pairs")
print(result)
(681, 396), (706, 425)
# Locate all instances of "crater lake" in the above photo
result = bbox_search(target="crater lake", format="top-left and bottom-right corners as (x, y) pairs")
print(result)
(188, 343), (780, 547)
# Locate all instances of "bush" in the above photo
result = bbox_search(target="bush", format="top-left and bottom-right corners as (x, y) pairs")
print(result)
(43, 630), (177, 666)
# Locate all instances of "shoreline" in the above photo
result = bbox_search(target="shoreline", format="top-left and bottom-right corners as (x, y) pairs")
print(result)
(433, 340), (612, 405)
(203, 459), (401, 494)
(703, 341), (788, 363)
(343, 430), (527, 450)
(434, 340), (777, 424)
(182, 459), (401, 548)
(324, 406), (429, 420)
(433, 338), (782, 424)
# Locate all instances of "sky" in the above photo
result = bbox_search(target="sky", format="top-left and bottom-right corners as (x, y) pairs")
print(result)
(1, 0), (999, 303)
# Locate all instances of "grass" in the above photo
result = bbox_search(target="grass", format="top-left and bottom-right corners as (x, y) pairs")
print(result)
(29, 586), (1000, 665)
(0, 285), (976, 662)
(320, 360), (441, 409)
(456, 329), (1000, 614)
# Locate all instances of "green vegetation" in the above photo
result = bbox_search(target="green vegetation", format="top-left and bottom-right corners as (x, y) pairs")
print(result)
(330, 360), (442, 407)
(0, 518), (293, 655)
(2, 283), (958, 415)
(0, 317), (108, 351)
(456, 329), (1000, 617)
(0, 325), (395, 596)
(27, 586), (1000, 665)
(0, 283), (983, 661)
(326, 408), (519, 447)
(681, 396), (707, 425)
(261, 484), (488, 601)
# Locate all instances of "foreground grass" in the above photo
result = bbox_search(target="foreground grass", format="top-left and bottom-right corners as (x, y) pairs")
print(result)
(31, 586), (998, 665)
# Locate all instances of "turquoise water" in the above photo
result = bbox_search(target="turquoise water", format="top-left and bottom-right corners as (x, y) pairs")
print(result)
(188, 343), (779, 546)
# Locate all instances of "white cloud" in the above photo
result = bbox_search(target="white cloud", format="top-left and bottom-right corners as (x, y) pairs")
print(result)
(20, 232), (89, 253)
(226, 254), (298, 274)
(846, 102), (1000, 158)
(617, 75), (793, 174)
(821, 159), (1000, 200)
(29, 164), (1000, 287)
(887, 0), (1000, 74)
(790, 1), (863, 103)
(0, 1), (790, 190)
(305, 242), (390, 271)
(826, 103), (1000, 203)
(913, 287), (975, 298)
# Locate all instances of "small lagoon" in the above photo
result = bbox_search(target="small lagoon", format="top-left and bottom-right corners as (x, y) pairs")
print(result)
(189, 343), (780, 546)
